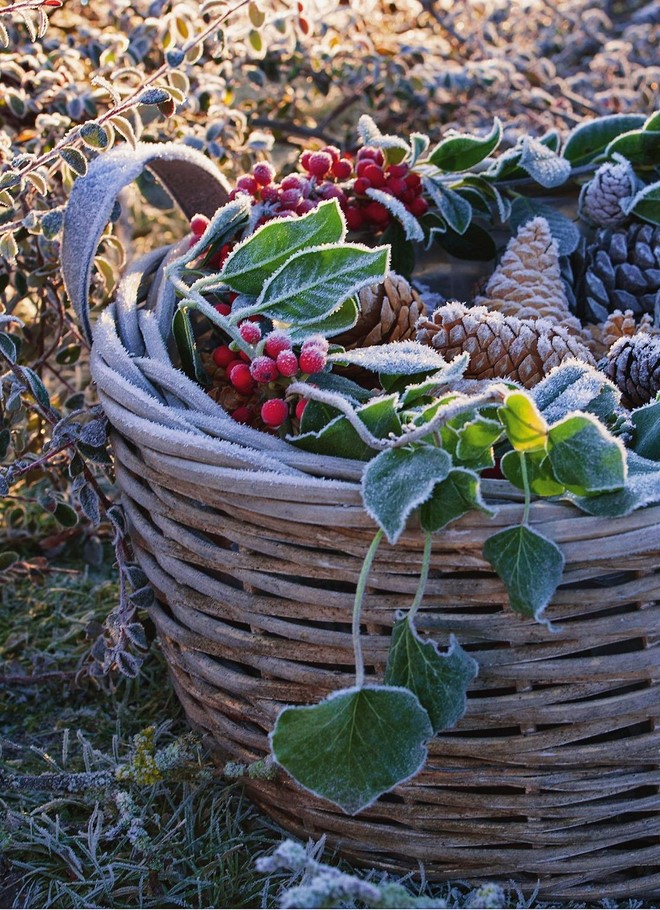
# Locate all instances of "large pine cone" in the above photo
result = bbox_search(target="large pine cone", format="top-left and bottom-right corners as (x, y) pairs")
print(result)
(585, 308), (660, 358)
(601, 333), (660, 407)
(335, 273), (426, 348)
(416, 302), (595, 389)
(579, 223), (660, 324)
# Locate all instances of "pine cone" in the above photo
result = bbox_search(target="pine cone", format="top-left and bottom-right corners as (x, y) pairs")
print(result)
(601, 333), (660, 407)
(416, 301), (595, 389)
(335, 273), (426, 348)
(585, 309), (660, 358)
(579, 157), (636, 228)
(578, 222), (660, 323)
(473, 216), (586, 338)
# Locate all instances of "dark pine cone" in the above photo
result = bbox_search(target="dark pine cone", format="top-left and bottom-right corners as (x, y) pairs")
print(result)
(578, 222), (660, 324)
(601, 333), (660, 408)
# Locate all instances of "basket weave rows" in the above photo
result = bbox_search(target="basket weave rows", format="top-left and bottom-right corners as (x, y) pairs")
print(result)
(66, 150), (660, 901)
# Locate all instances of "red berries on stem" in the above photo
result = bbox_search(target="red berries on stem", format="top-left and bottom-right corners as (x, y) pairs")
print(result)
(261, 398), (289, 428)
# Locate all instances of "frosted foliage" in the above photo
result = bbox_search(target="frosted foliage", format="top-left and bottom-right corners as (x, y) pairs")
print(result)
(533, 360), (621, 422)
(518, 136), (572, 188)
(365, 188), (425, 241)
(329, 340), (451, 374)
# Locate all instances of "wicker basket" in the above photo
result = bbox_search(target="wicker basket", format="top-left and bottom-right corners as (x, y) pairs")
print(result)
(63, 147), (660, 902)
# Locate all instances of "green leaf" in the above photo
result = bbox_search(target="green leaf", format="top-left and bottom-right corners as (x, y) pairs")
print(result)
(623, 180), (660, 226)
(384, 619), (478, 733)
(80, 121), (110, 150)
(357, 115), (410, 165)
(456, 416), (503, 466)
(328, 340), (457, 377)
(139, 87), (172, 105)
(53, 502), (79, 528)
(294, 394), (401, 460)
(59, 147), (88, 177)
(362, 445), (452, 544)
(399, 356), (469, 406)
(562, 114), (646, 166)
(270, 685), (432, 814)
(547, 413), (626, 495)
(0, 551), (19, 572)
(605, 129), (660, 167)
(420, 468), (493, 532)
(532, 361), (621, 424)
(571, 451), (660, 517)
(380, 219), (415, 279)
(0, 332), (17, 363)
(220, 200), (345, 294)
(483, 524), (564, 622)
(172, 306), (205, 384)
(365, 188), (425, 242)
(286, 296), (359, 342)
(429, 118), (502, 171)
(454, 175), (510, 223)
(435, 222), (496, 261)
(22, 367), (50, 409)
(518, 137), (571, 188)
(509, 197), (580, 255)
(425, 182), (472, 235)
(644, 111), (660, 132)
(254, 244), (389, 326)
(631, 398), (660, 460)
(500, 449), (565, 497)
(298, 370), (374, 405)
(499, 391), (548, 452)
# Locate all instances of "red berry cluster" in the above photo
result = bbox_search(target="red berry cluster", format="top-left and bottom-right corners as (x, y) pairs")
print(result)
(211, 323), (328, 430)
(226, 144), (428, 234)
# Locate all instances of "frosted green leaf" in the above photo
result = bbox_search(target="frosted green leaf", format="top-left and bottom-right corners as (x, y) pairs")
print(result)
(547, 413), (626, 495)
(456, 416), (503, 466)
(80, 121), (110, 150)
(483, 524), (564, 622)
(518, 137), (571, 188)
(510, 197), (580, 255)
(220, 200), (345, 294)
(139, 87), (172, 105)
(571, 452), (660, 517)
(423, 180), (472, 235)
(328, 340), (454, 377)
(362, 445), (452, 544)
(59, 147), (88, 176)
(364, 188), (425, 241)
(270, 685), (432, 814)
(622, 180), (660, 226)
(294, 394), (401, 460)
(254, 244), (389, 326)
(384, 619), (478, 732)
(499, 391), (548, 453)
(631, 398), (660, 461)
(429, 118), (502, 171)
(286, 296), (358, 342)
(532, 362), (621, 425)
(501, 450), (565, 497)
(420, 468), (493, 532)
(562, 114), (645, 166)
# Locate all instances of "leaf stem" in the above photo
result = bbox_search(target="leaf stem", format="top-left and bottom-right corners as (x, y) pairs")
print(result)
(408, 532), (433, 622)
(520, 452), (531, 525)
(353, 529), (383, 689)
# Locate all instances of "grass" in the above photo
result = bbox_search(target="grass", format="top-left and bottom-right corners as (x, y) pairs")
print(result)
(0, 560), (653, 909)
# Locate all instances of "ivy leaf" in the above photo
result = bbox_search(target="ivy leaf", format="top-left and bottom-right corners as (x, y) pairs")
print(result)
(570, 451), (660, 517)
(253, 244), (389, 326)
(294, 394), (401, 460)
(500, 450), (565, 497)
(399, 355), (469, 406)
(562, 114), (646, 166)
(532, 361), (621, 425)
(270, 685), (432, 814)
(220, 200), (345, 294)
(547, 413), (626, 495)
(631, 398), (660, 460)
(384, 619), (478, 733)
(483, 524), (564, 622)
(455, 416), (503, 466)
(429, 118), (502, 171)
(420, 468), (493, 532)
(362, 445), (452, 544)
(499, 391), (548, 452)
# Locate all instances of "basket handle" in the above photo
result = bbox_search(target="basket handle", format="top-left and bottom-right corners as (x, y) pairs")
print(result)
(61, 143), (230, 343)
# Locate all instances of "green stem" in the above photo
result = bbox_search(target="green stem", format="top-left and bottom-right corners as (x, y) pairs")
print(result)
(408, 532), (433, 623)
(353, 529), (383, 689)
(520, 452), (531, 525)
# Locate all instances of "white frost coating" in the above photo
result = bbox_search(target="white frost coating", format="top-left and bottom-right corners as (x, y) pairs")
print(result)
(93, 310), (164, 401)
(151, 239), (189, 337)
(115, 247), (169, 355)
(327, 340), (451, 375)
(137, 311), (182, 409)
(61, 142), (229, 341)
(532, 359), (621, 423)
(518, 137), (571, 189)
(364, 188), (425, 242)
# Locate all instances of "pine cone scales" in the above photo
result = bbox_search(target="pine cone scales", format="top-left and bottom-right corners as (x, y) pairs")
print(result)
(336, 273), (426, 348)
(602, 334), (660, 407)
(417, 302), (595, 388)
(579, 158), (636, 228)
(579, 223), (660, 323)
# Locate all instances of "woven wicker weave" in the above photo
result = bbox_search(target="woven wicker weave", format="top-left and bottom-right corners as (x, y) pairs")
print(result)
(63, 147), (660, 902)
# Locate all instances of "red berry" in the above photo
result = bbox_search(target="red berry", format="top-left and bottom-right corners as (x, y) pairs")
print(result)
(228, 362), (255, 394)
(276, 349), (299, 377)
(308, 152), (333, 178)
(295, 398), (308, 421)
(363, 164), (386, 188)
(299, 150), (313, 171)
(212, 345), (235, 368)
(295, 199), (316, 215)
(253, 162), (275, 186)
(345, 206), (365, 231)
(302, 334), (329, 352)
(250, 356), (279, 383)
(316, 184), (346, 204)
(236, 175), (259, 195)
(364, 201), (390, 224)
(322, 145), (341, 163)
(231, 406), (253, 424)
(239, 321), (262, 344)
(408, 196), (429, 217)
(299, 343), (327, 374)
(264, 331), (292, 359)
(353, 177), (371, 195)
(332, 158), (353, 180)
(387, 163), (409, 178)
(279, 188), (303, 208)
(405, 172), (422, 190)
(386, 175), (407, 197)
(355, 159), (373, 178)
(214, 302), (232, 316)
(190, 213), (210, 238)
(357, 146), (384, 166)
(281, 174), (307, 191)
(260, 185), (279, 203)
(261, 398), (289, 428)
